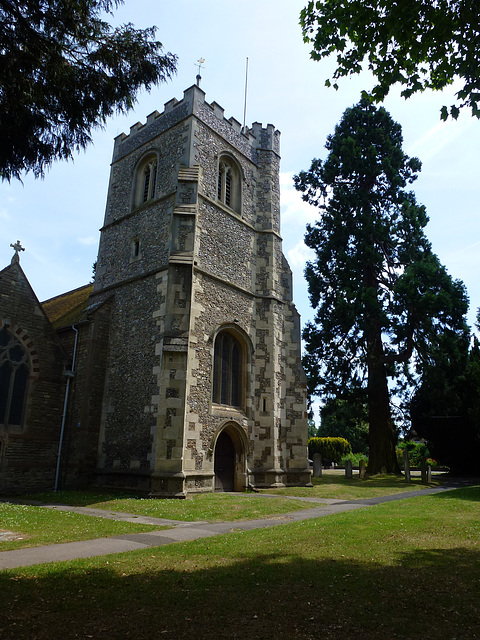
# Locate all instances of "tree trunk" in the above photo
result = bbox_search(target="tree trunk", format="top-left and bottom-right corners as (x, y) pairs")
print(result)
(366, 328), (401, 474)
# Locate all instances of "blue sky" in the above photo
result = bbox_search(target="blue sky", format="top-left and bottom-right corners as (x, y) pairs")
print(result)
(2, 0), (480, 338)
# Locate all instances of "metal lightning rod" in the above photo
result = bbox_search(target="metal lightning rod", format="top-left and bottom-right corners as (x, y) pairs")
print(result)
(243, 57), (249, 132)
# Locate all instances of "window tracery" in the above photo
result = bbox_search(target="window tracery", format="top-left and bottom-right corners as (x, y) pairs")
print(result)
(0, 327), (29, 427)
(134, 154), (158, 207)
(217, 156), (241, 213)
(213, 330), (244, 408)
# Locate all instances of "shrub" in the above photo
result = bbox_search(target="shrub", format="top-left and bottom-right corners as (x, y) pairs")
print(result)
(340, 452), (368, 467)
(308, 437), (352, 462)
(397, 441), (430, 467)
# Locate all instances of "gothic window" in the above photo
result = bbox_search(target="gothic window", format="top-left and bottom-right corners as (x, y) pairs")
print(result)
(217, 156), (241, 213)
(0, 327), (29, 427)
(134, 154), (158, 207)
(213, 331), (244, 408)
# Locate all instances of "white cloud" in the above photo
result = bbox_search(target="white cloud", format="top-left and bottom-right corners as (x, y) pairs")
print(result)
(280, 172), (319, 226)
(0, 208), (10, 220)
(287, 240), (314, 270)
(406, 112), (474, 163)
(448, 239), (480, 258)
(77, 236), (98, 246)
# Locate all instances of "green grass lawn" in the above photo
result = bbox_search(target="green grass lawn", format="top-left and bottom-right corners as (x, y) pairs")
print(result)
(0, 492), (324, 551)
(25, 471), (444, 518)
(258, 470), (446, 499)
(22, 490), (319, 522)
(0, 502), (163, 551)
(1, 485), (479, 639)
(0, 474), (453, 552)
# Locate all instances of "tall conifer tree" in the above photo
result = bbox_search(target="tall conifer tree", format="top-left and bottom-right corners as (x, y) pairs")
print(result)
(295, 99), (469, 474)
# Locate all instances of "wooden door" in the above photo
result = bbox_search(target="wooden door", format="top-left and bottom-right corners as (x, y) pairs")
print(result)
(214, 431), (235, 491)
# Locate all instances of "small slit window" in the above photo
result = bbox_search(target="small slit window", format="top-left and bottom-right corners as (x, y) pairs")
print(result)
(0, 327), (29, 427)
(131, 237), (141, 261)
(217, 156), (241, 213)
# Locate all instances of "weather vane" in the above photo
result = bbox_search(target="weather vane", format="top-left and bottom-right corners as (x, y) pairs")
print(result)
(196, 58), (205, 87)
(10, 240), (25, 264)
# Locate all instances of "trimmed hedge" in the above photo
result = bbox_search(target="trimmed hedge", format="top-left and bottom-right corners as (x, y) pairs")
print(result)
(308, 437), (352, 462)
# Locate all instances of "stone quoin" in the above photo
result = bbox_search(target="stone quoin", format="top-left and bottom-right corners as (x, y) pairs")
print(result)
(0, 85), (311, 496)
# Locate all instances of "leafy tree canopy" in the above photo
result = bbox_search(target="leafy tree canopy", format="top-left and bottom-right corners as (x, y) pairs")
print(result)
(300, 0), (480, 119)
(295, 99), (469, 474)
(318, 397), (369, 455)
(410, 334), (480, 474)
(0, 0), (177, 180)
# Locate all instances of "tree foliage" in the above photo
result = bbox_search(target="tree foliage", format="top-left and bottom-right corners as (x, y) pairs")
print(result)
(295, 99), (469, 474)
(300, 0), (480, 119)
(410, 334), (480, 474)
(318, 397), (369, 454)
(0, 0), (177, 180)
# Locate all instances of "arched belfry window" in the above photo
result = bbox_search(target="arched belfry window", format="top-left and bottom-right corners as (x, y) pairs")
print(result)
(0, 327), (29, 427)
(213, 331), (244, 408)
(134, 154), (158, 207)
(217, 156), (241, 213)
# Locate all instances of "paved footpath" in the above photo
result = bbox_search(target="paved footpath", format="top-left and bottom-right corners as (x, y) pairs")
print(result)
(0, 480), (475, 571)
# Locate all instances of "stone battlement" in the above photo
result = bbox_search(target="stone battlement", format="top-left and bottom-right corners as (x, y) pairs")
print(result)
(113, 84), (279, 159)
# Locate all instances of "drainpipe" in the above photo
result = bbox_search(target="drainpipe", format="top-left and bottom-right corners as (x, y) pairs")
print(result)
(54, 325), (79, 491)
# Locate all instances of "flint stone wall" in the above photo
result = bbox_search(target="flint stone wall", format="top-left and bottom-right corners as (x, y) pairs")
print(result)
(94, 276), (161, 476)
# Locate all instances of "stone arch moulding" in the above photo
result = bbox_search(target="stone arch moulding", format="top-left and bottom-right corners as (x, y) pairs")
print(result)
(0, 322), (39, 380)
(210, 420), (249, 492)
(215, 151), (245, 181)
(211, 323), (253, 411)
(0, 323), (37, 430)
(211, 322), (253, 353)
(131, 149), (160, 209)
(216, 152), (243, 214)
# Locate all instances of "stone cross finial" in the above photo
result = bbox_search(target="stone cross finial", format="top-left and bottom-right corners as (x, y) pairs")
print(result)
(10, 240), (25, 264)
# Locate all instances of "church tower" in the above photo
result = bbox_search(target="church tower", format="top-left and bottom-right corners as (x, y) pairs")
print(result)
(90, 84), (310, 495)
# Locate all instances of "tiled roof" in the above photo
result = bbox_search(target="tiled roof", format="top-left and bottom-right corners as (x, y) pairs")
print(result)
(42, 283), (93, 329)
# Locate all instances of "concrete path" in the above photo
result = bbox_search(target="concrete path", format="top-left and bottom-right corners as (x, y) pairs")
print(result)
(0, 480), (474, 570)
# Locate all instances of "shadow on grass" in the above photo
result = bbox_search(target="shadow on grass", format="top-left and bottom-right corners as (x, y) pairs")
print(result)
(311, 474), (435, 489)
(431, 485), (480, 502)
(16, 489), (145, 507)
(14, 472), (450, 506)
(1, 546), (478, 639)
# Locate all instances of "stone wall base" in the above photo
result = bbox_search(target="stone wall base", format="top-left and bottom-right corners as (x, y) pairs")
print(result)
(93, 469), (153, 494)
(249, 468), (312, 489)
(88, 467), (312, 497)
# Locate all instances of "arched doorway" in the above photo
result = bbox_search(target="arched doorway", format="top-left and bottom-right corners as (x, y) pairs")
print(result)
(214, 430), (235, 491)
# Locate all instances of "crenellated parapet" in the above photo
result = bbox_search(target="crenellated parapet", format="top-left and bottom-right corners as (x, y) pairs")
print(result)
(112, 84), (280, 164)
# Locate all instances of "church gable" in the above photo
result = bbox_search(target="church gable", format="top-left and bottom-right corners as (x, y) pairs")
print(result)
(0, 258), (68, 494)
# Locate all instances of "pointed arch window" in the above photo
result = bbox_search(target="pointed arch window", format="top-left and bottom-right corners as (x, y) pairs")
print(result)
(0, 327), (29, 427)
(213, 331), (244, 408)
(217, 156), (241, 213)
(134, 154), (158, 207)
